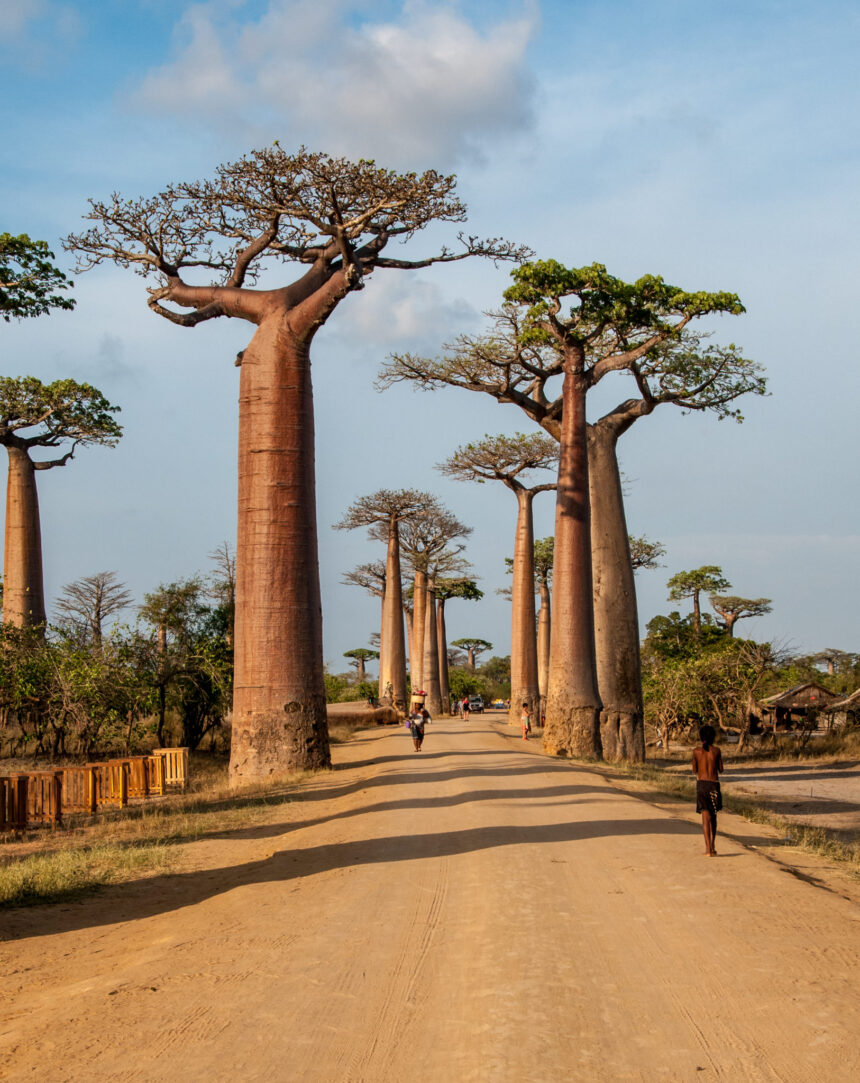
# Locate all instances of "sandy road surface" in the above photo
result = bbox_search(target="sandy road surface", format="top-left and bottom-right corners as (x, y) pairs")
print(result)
(2, 718), (859, 1082)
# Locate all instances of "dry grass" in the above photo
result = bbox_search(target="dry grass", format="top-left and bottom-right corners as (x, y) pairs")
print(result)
(0, 753), (331, 908)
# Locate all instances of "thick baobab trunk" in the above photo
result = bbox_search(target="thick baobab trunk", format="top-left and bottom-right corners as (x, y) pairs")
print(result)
(544, 366), (602, 758)
(379, 518), (407, 709)
(403, 603), (413, 685)
(355, 657), (366, 682)
(692, 592), (702, 637)
(2, 446), (46, 629)
(509, 488), (540, 726)
(437, 597), (451, 714)
(411, 569), (428, 694)
(230, 322), (330, 784)
(466, 648), (476, 672)
(589, 424), (645, 762)
(537, 578), (551, 714)
(423, 581), (443, 715)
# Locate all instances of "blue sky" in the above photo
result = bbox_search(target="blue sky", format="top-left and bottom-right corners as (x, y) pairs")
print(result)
(2, 0), (858, 670)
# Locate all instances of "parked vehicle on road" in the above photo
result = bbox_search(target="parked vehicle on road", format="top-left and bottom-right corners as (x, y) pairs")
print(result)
(468, 695), (484, 714)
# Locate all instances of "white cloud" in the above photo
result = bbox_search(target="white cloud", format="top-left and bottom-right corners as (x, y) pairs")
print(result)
(0, 0), (80, 49)
(132, 0), (537, 168)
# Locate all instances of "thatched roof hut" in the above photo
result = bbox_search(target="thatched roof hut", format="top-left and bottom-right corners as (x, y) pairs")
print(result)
(821, 688), (860, 730)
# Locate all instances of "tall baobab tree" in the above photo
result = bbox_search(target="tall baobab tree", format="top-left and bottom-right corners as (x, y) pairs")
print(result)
(335, 489), (436, 709)
(533, 537), (554, 711)
(440, 433), (557, 724)
(667, 566), (732, 637)
(709, 594), (772, 637)
(0, 377), (122, 630)
(66, 148), (524, 784)
(55, 570), (132, 647)
(435, 577), (482, 713)
(1, 233), (75, 321)
(381, 289), (760, 759)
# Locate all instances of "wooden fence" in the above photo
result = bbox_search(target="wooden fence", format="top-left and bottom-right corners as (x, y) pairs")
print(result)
(0, 748), (188, 833)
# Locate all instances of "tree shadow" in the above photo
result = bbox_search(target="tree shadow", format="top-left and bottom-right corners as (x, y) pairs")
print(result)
(2, 814), (697, 941)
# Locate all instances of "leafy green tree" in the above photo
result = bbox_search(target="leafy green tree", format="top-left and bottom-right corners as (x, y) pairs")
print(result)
(0, 377), (122, 630)
(643, 611), (728, 662)
(629, 535), (666, 571)
(666, 566), (732, 636)
(67, 148), (524, 784)
(709, 594), (772, 637)
(0, 233), (75, 321)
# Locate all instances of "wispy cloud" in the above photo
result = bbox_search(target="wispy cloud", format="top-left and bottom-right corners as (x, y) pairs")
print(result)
(132, 0), (537, 168)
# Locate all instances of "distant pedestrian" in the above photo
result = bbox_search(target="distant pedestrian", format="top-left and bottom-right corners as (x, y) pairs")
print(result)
(409, 709), (426, 751)
(461, 696), (471, 720)
(520, 701), (533, 740)
(692, 724), (723, 856)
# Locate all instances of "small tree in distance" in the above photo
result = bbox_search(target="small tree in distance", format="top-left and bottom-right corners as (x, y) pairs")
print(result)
(55, 571), (132, 647)
(451, 638), (493, 672)
(67, 147), (525, 784)
(709, 595), (772, 637)
(667, 566), (731, 637)
(344, 648), (379, 682)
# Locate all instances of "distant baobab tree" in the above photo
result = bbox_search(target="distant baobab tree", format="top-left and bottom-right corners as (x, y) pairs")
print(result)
(336, 489), (436, 709)
(66, 147), (525, 783)
(667, 566), (732, 637)
(55, 570), (132, 647)
(709, 594), (772, 637)
(451, 638), (493, 672)
(440, 432), (557, 724)
(343, 648), (379, 682)
(0, 377), (122, 630)
(435, 577), (482, 713)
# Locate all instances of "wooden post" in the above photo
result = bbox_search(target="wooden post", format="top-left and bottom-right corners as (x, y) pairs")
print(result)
(51, 770), (63, 827)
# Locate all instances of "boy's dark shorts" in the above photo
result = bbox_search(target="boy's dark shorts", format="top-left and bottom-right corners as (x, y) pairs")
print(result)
(696, 780), (722, 817)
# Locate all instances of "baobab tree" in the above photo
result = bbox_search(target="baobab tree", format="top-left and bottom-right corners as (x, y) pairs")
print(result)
(709, 594), (772, 637)
(1, 233), (75, 321)
(55, 571), (132, 647)
(533, 537), (554, 710)
(389, 507), (470, 713)
(66, 148), (524, 784)
(0, 377), (122, 630)
(343, 648), (379, 682)
(335, 489), (436, 709)
(382, 276), (757, 758)
(440, 433), (557, 724)
(451, 638), (493, 672)
(342, 560), (386, 662)
(667, 566), (732, 637)
(435, 577), (482, 713)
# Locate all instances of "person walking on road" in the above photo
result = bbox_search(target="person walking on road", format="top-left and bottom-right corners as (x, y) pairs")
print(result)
(461, 696), (471, 721)
(409, 709), (426, 751)
(692, 724), (723, 856)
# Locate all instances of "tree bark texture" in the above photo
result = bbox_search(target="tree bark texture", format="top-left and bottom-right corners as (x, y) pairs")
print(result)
(537, 579), (551, 713)
(2, 446), (46, 629)
(230, 321), (330, 784)
(379, 518), (407, 709)
(588, 424), (645, 762)
(423, 581), (442, 716)
(437, 598), (450, 714)
(544, 363), (602, 758)
(509, 488), (540, 726)
(411, 570), (428, 694)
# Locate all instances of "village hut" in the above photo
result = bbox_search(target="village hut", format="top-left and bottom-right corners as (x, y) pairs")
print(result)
(820, 688), (860, 731)
(758, 682), (842, 732)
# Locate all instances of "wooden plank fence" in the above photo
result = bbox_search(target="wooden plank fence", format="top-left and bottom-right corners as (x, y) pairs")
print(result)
(0, 748), (188, 832)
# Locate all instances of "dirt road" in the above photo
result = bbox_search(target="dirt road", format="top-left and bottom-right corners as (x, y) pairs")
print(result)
(2, 717), (858, 1082)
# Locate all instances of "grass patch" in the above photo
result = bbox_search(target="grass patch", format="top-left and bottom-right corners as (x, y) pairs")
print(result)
(601, 762), (860, 874)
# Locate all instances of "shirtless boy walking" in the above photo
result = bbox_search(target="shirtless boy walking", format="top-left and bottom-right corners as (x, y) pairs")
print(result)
(692, 724), (723, 856)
